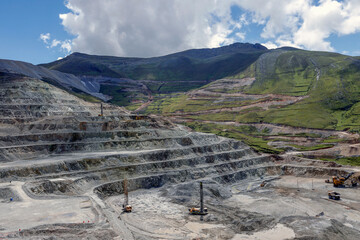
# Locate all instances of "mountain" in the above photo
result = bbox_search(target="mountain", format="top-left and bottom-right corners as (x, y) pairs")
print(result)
(139, 47), (360, 133)
(0, 59), (110, 101)
(122, 47), (360, 154)
(40, 43), (267, 81)
(39, 43), (268, 108)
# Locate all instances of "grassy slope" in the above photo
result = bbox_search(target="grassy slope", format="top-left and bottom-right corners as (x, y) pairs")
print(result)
(202, 50), (360, 131)
(247, 51), (360, 131)
(143, 49), (360, 132)
(184, 122), (335, 154)
(317, 156), (360, 166)
(184, 121), (284, 154)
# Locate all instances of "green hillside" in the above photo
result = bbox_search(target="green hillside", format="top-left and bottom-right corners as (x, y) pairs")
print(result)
(242, 50), (360, 130)
(142, 48), (360, 132)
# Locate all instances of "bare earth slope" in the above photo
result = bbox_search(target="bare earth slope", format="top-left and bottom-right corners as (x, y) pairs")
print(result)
(0, 59), (110, 101)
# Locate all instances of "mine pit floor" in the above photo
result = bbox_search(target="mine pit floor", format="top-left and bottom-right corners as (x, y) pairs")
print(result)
(106, 175), (360, 239)
(1, 175), (360, 239)
(0, 181), (95, 233)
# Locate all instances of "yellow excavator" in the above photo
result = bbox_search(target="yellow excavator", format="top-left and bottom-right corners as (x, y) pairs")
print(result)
(189, 182), (208, 215)
(326, 172), (355, 187)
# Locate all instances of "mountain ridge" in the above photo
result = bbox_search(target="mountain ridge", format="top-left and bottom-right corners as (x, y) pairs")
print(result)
(38, 42), (268, 107)
(40, 42), (268, 81)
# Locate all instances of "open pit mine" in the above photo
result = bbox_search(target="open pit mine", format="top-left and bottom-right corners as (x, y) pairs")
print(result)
(1, 72), (360, 240)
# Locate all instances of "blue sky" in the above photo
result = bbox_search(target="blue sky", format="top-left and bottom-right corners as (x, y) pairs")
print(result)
(0, 0), (72, 64)
(1, 0), (360, 64)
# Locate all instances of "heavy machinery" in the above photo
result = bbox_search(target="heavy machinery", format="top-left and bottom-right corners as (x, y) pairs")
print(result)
(98, 103), (103, 117)
(135, 116), (145, 120)
(326, 172), (355, 187)
(328, 191), (341, 200)
(189, 182), (208, 215)
(122, 178), (132, 212)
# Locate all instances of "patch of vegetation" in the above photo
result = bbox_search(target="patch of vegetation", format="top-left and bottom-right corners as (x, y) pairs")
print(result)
(144, 94), (261, 115)
(125, 103), (143, 111)
(144, 94), (187, 114)
(71, 92), (102, 103)
(317, 156), (360, 166)
(144, 82), (164, 93)
(290, 144), (334, 151)
(100, 85), (147, 106)
(271, 132), (323, 138)
(293, 132), (322, 138)
(333, 102), (360, 132)
(322, 136), (347, 143)
(228, 62), (256, 79)
(158, 82), (205, 93)
(264, 137), (293, 142)
(278, 133), (293, 136)
(251, 101), (337, 129)
(190, 112), (237, 122)
(184, 122), (284, 154)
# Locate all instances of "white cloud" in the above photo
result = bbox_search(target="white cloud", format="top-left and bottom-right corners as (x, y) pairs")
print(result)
(61, 40), (72, 52)
(40, 33), (50, 44)
(236, 0), (360, 51)
(292, 0), (360, 51)
(60, 0), (240, 57)
(236, 0), (309, 38)
(262, 41), (278, 49)
(51, 39), (61, 48)
(40, 33), (72, 53)
(53, 0), (360, 57)
(236, 32), (246, 40)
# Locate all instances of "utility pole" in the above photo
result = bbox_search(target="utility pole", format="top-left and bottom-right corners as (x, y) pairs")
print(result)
(124, 178), (128, 207)
(122, 178), (132, 212)
(200, 182), (204, 214)
(312, 179), (314, 190)
(297, 179), (299, 191)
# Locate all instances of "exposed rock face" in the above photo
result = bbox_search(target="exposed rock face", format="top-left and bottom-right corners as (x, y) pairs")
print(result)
(0, 73), (273, 195)
(0, 73), (353, 193)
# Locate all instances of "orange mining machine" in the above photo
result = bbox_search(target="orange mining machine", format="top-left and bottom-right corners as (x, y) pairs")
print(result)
(189, 182), (208, 215)
(325, 172), (357, 187)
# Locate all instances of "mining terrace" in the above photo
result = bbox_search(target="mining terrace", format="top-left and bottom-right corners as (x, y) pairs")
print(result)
(0, 74), (360, 240)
